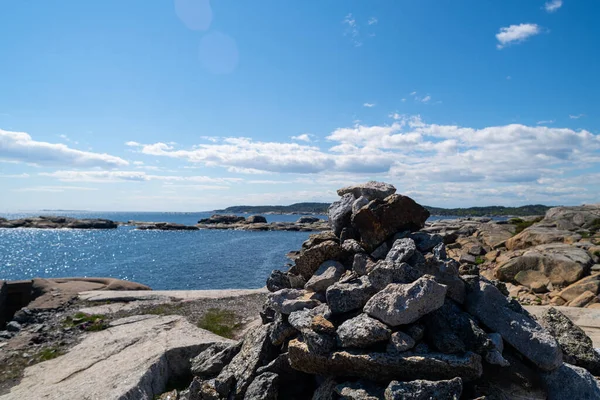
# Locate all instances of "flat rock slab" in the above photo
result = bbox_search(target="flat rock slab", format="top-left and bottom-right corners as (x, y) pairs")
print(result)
(79, 288), (267, 303)
(526, 306), (600, 348)
(1, 315), (231, 400)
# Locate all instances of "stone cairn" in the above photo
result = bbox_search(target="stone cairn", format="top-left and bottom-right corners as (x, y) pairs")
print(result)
(181, 182), (600, 399)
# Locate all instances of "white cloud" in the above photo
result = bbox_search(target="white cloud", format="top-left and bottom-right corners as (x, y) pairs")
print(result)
(125, 141), (141, 146)
(496, 23), (541, 49)
(0, 173), (29, 178)
(13, 186), (99, 192)
(368, 17), (378, 25)
(133, 161), (144, 165)
(421, 96), (431, 103)
(410, 91), (417, 96)
(363, 103), (376, 108)
(40, 170), (242, 184)
(537, 120), (555, 125)
(544, 0), (563, 13)
(570, 114), (585, 119)
(291, 133), (313, 142)
(0, 129), (128, 168)
(401, 98), (406, 102)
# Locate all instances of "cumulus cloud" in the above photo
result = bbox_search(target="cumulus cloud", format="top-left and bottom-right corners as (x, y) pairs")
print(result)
(291, 133), (313, 142)
(496, 23), (541, 49)
(363, 103), (376, 108)
(0, 129), (129, 168)
(544, 0), (563, 13)
(537, 120), (555, 125)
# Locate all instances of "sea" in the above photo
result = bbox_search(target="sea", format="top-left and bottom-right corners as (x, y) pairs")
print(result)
(0, 211), (479, 290)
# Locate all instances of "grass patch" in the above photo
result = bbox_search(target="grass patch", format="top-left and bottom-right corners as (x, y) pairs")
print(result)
(37, 346), (63, 361)
(475, 256), (486, 265)
(511, 216), (544, 235)
(198, 308), (240, 339)
(578, 230), (592, 239)
(594, 251), (600, 258)
(64, 312), (108, 332)
(589, 218), (600, 232)
(140, 303), (184, 316)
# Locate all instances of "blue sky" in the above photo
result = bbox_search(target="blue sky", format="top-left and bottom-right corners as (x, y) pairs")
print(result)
(1, 0), (599, 211)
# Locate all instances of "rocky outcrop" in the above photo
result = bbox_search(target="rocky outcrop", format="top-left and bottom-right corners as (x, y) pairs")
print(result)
(0, 216), (118, 229)
(196, 214), (329, 232)
(2, 315), (231, 400)
(178, 181), (594, 399)
(136, 222), (199, 231)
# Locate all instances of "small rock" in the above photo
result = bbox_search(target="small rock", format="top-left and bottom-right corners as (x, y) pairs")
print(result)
(541, 363), (600, 400)
(6, 321), (22, 332)
(243, 372), (278, 400)
(337, 181), (396, 200)
(410, 232), (444, 253)
(246, 215), (267, 224)
(342, 239), (365, 254)
(303, 329), (336, 355)
(297, 216), (320, 224)
(191, 342), (242, 378)
(352, 196), (370, 214)
(327, 276), (377, 314)
(459, 254), (477, 265)
(385, 238), (417, 265)
(305, 261), (345, 292)
(405, 324), (425, 342)
(353, 253), (370, 276)
(367, 261), (420, 291)
(432, 242), (447, 260)
(569, 290), (597, 308)
(267, 289), (321, 315)
(335, 381), (385, 399)
(288, 304), (331, 331)
(336, 313), (391, 348)
(311, 315), (335, 336)
(364, 276), (447, 327)
(387, 331), (416, 353)
(328, 193), (355, 236)
(384, 377), (462, 400)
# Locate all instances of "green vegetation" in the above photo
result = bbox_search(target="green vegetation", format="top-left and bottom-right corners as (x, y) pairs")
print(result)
(475, 256), (486, 265)
(589, 218), (600, 232)
(510, 216), (544, 234)
(37, 346), (63, 361)
(594, 251), (600, 258)
(427, 204), (551, 217)
(64, 312), (108, 332)
(198, 308), (240, 339)
(216, 202), (552, 217)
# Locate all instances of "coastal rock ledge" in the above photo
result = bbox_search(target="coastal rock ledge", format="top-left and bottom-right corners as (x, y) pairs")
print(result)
(166, 181), (599, 399)
(0, 216), (117, 229)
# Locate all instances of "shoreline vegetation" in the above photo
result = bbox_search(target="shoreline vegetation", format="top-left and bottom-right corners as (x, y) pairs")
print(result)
(215, 202), (552, 217)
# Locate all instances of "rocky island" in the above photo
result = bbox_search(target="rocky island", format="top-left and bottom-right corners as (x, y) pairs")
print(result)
(0, 216), (118, 229)
(1, 181), (600, 399)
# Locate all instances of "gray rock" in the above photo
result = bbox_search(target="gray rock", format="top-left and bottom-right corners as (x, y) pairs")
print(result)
(459, 254), (476, 265)
(267, 289), (321, 315)
(3, 315), (231, 400)
(367, 261), (420, 291)
(191, 341), (242, 377)
(288, 339), (483, 382)
(246, 215), (267, 224)
(464, 278), (563, 371)
(422, 300), (493, 356)
(303, 329), (336, 355)
(541, 363), (600, 400)
(327, 276), (377, 314)
(256, 353), (314, 400)
(352, 196), (370, 214)
(337, 313), (391, 348)
(313, 377), (337, 400)
(385, 238), (417, 265)
(305, 261), (345, 292)
(335, 381), (385, 399)
(269, 320), (297, 346)
(328, 193), (356, 236)
(488, 332), (504, 353)
(432, 242), (447, 260)
(6, 320), (22, 332)
(302, 231), (339, 250)
(288, 304), (331, 331)
(342, 239), (365, 254)
(412, 256), (465, 304)
(266, 270), (305, 292)
(215, 324), (276, 399)
(384, 378), (462, 400)
(297, 216), (320, 224)
(351, 194), (430, 252)
(243, 372), (278, 400)
(353, 253), (370, 276)
(539, 307), (600, 375)
(337, 181), (397, 200)
(291, 240), (344, 280)
(387, 331), (416, 353)
(410, 232), (444, 253)
(364, 276), (447, 327)
(405, 324), (425, 342)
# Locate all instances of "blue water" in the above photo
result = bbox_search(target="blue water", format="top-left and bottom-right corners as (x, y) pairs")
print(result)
(0, 212), (319, 290)
(0, 212), (498, 290)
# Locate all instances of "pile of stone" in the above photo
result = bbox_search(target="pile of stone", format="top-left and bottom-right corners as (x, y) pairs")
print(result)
(178, 182), (600, 399)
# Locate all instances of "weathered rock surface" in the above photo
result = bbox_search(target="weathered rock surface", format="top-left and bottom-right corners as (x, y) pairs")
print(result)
(336, 313), (391, 348)
(288, 339), (483, 382)
(328, 193), (356, 236)
(243, 372), (278, 400)
(337, 181), (397, 200)
(2, 315), (230, 400)
(136, 222), (199, 231)
(465, 279), (563, 371)
(558, 274), (600, 302)
(198, 214), (246, 224)
(506, 226), (582, 250)
(0, 215), (118, 229)
(384, 377), (462, 400)
(543, 205), (600, 231)
(191, 342), (242, 378)
(326, 276), (377, 314)
(267, 289), (321, 314)
(305, 261), (345, 292)
(386, 331), (416, 353)
(367, 261), (420, 291)
(541, 363), (600, 400)
(385, 238), (417, 265)
(364, 277), (447, 327)
(495, 243), (592, 287)
(246, 215), (268, 224)
(335, 381), (384, 399)
(291, 240), (344, 280)
(351, 194), (430, 252)
(539, 307), (600, 375)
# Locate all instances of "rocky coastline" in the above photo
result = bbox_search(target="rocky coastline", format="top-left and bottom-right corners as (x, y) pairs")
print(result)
(1, 181), (600, 399)
(0, 216), (118, 229)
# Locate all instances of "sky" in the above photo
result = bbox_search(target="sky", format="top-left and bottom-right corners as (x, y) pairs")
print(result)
(1, 0), (599, 212)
